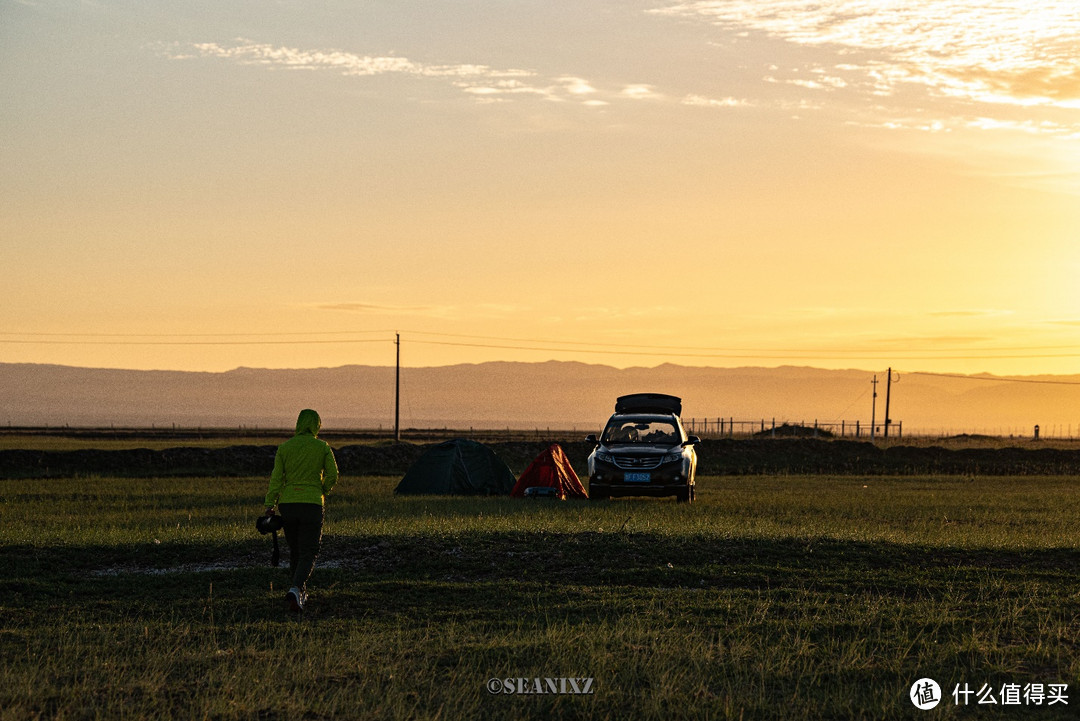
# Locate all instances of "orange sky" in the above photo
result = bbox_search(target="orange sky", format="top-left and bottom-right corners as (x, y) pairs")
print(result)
(2, 0), (1079, 375)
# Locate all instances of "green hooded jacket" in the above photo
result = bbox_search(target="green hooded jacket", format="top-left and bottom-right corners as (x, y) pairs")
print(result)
(264, 409), (339, 507)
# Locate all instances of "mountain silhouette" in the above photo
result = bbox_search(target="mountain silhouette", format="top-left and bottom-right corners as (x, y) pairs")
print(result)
(3, 361), (1078, 436)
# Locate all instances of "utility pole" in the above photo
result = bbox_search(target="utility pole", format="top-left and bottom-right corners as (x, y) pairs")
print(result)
(870, 374), (878, 440)
(884, 367), (899, 439)
(394, 332), (401, 442)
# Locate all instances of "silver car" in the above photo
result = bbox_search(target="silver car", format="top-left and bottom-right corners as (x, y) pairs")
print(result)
(586, 393), (700, 503)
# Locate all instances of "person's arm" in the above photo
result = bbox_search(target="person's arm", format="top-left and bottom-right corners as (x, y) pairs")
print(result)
(264, 446), (285, 509)
(322, 446), (339, 497)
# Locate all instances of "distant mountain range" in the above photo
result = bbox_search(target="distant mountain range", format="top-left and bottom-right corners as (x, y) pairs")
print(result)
(3, 361), (1080, 436)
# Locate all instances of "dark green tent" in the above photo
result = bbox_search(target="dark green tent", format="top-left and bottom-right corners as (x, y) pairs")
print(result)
(394, 439), (516, 496)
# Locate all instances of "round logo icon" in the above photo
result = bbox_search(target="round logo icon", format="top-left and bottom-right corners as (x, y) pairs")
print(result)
(486, 678), (503, 695)
(910, 678), (941, 710)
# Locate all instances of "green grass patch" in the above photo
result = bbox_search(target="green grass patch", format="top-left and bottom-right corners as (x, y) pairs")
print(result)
(2, 475), (1079, 719)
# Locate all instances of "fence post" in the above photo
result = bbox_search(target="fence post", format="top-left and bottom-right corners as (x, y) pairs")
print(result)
(856, 420), (860, 438)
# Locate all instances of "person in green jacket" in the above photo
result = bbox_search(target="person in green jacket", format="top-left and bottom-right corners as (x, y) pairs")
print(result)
(264, 408), (339, 612)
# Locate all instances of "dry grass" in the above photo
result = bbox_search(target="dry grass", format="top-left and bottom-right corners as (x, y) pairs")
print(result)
(2, 474), (1078, 719)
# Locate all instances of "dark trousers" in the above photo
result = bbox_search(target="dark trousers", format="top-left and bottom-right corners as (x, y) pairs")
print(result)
(278, 503), (324, 592)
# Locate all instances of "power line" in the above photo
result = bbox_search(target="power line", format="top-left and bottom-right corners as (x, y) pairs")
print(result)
(409, 339), (1080, 361)
(0, 338), (390, 346)
(408, 338), (875, 359)
(402, 330), (1080, 356)
(9, 326), (1080, 356)
(0, 330), (395, 338)
(832, 386), (870, 419)
(909, 371), (1080, 386)
(407, 330), (872, 352)
(6, 325), (1080, 362)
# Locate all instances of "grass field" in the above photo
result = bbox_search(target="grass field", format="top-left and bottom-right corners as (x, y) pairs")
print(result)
(3, 473), (1079, 719)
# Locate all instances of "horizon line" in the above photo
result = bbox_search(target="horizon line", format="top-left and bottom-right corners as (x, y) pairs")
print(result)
(5, 359), (1080, 381)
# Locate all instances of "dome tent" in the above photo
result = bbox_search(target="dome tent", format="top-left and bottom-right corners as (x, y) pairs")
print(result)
(394, 439), (516, 496)
(511, 443), (588, 500)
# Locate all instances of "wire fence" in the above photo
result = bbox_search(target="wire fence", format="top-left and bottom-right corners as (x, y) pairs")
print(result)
(683, 419), (1080, 441)
(7, 421), (1076, 443)
(683, 418), (901, 440)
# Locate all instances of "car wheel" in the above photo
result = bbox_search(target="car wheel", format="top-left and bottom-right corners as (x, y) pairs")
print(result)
(676, 486), (693, 504)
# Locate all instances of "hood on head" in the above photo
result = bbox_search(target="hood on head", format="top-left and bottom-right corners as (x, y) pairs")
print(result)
(295, 409), (322, 437)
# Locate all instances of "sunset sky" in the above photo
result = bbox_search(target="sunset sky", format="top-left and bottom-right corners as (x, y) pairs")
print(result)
(3, 0), (1079, 375)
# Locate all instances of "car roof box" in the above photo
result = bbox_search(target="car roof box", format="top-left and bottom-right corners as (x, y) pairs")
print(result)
(615, 393), (682, 416)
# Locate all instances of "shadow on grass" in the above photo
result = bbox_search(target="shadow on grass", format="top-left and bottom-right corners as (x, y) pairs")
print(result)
(6, 533), (1079, 721)
(8, 532), (1080, 615)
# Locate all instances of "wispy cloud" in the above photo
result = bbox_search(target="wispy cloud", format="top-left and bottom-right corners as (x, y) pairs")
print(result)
(651, 0), (1080, 194)
(165, 41), (663, 107)
(316, 302), (437, 314)
(570, 305), (687, 323)
(315, 301), (530, 321)
(180, 41), (531, 80)
(851, 115), (1080, 139)
(873, 335), (996, 347)
(682, 94), (750, 108)
(621, 84), (663, 100)
(927, 309), (1015, 318)
(651, 1), (1080, 110)
(456, 75), (613, 104)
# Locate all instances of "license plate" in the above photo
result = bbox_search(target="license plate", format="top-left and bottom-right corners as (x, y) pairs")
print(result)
(624, 472), (651, 483)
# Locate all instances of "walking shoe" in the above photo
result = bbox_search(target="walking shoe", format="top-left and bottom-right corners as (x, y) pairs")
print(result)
(285, 587), (303, 613)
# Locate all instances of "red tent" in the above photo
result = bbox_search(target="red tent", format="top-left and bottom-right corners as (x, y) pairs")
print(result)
(511, 444), (589, 499)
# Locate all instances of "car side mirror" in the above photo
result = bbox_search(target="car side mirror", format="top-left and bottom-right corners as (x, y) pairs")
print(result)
(585, 434), (598, 445)
(683, 436), (701, 446)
